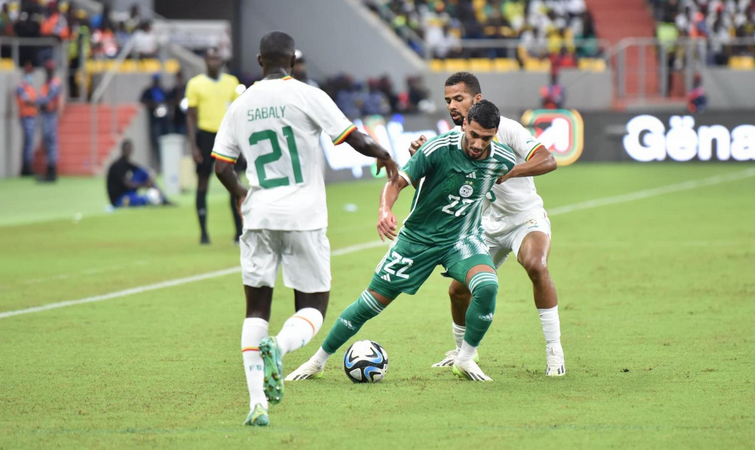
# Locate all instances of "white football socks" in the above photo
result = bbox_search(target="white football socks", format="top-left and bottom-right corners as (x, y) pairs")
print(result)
(241, 318), (269, 410)
(452, 322), (465, 350)
(538, 305), (562, 349)
(311, 347), (332, 366)
(276, 307), (324, 356)
(456, 340), (478, 363)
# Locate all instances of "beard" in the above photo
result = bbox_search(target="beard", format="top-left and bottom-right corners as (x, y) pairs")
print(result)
(451, 115), (464, 126)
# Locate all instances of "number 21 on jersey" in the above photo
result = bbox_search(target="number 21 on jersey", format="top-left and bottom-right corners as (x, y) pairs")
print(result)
(249, 126), (303, 189)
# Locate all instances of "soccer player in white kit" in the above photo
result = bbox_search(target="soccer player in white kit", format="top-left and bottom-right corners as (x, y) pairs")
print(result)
(212, 31), (398, 427)
(410, 72), (565, 376)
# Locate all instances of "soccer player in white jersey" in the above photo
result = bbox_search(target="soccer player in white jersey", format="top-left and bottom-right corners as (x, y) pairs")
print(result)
(409, 72), (565, 376)
(212, 31), (399, 427)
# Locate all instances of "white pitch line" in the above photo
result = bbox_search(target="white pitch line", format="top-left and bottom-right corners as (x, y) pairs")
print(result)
(2, 168), (753, 320)
(547, 168), (755, 217)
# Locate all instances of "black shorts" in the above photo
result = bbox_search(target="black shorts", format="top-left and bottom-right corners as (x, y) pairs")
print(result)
(195, 129), (246, 177)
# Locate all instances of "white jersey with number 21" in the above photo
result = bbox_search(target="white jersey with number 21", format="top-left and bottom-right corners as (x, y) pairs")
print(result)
(212, 76), (356, 231)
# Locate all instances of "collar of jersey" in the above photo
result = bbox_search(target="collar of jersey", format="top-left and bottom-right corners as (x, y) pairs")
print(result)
(254, 76), (293, 85)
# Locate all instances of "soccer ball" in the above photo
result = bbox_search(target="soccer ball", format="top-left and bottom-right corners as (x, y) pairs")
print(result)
(343, 340), (388, 383)
(146, 188), (163, 206)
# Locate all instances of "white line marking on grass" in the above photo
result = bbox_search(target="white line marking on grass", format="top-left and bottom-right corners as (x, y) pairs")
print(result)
(547, 168), (755, 217)
(3, 168), (753, 320)
(0, 261), (150, 290)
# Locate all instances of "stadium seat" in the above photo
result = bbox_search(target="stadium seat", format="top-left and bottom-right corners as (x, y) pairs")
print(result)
(139, 58), (162, 72)
(524, 58), (551, 72)
(578, 58), (607, 72)
(728, 56), (754, 70)
(429, 59), (445, 72)
(493, 58), (519, 72)
(163, 59), (181, 74)
(86, 60), (105, 73)
(0, 58), (14, 71)
(444, 59), (470, 72)
(469, 58), (493, 72)
(118, 60), (138, 72)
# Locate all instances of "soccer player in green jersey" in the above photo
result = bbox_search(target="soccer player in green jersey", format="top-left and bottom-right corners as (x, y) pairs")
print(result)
(282, 100), (515, 382)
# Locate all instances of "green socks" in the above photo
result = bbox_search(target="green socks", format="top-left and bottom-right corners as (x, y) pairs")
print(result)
(464, 272), (499, 347)
(322, 290), (385, 354)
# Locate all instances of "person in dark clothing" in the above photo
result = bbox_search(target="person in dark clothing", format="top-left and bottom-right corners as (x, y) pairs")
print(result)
(106, 139), (170, 207)
(140, 73), (170, 160)
(168, 71), (187, 134)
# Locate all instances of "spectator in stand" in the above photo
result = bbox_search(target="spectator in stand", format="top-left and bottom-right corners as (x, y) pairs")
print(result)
(1, 3), (13, 37)
(66, 8), (90, 99)
(687, 74), (707, 113)
(90, 4), (113, 30)
(14, 6), (41, 66)
(106, 139), (171, 208)
(406, 75), (433, 112)
(40, 1), (69, 41)
(140, 74), (169, 161)
(37, 58), (62, 183)
(377, 74), (399, 112)
(17, 60), (38, 177)
(550, 44), (577, 69)
(292, 50), (319, 88)
(92, 22), (118, 58)
(540, 70), (565, 109)
(363, 78), (391, 116)
(124, 4), (142, 33)
(132, 20), (158, 59)
(168, 71), (187, 134)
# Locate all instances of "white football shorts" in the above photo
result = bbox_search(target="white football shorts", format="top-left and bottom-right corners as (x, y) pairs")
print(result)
(239, 228), (331, 293)
(483, 209), (552, 268)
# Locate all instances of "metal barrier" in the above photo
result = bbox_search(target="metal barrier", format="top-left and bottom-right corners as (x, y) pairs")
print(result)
(612, 37), (755, 100)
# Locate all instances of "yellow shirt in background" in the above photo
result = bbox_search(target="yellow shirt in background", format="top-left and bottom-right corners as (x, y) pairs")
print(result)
(186, 73), (240, 133)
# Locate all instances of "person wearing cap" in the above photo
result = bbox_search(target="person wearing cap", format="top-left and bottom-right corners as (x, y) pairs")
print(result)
(37, 59), (62, 182)
(17, 61), (38, 177)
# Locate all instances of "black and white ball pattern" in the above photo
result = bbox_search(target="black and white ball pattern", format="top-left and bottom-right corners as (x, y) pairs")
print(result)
(343, 340), (389, 383)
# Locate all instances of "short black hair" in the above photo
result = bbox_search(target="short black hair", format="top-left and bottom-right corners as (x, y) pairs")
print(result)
(445, 72), (482, 96)
(259, 31), (296, 64)
(466, 100), (500, 130)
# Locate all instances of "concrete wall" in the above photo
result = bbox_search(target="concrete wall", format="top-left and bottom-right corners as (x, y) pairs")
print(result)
(699, 68), (755, 110)
(426, 70), (613, 113)
(239, 0), (426, 86)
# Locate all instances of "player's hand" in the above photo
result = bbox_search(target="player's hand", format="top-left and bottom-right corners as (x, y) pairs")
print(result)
(408, 135), (427, 157)
(192, 146), (203, 164)
(376, 157), (399, 183)
(377, 209), (397, 242)
(235, 189), (248, 219)
(496, 172), (513, 184)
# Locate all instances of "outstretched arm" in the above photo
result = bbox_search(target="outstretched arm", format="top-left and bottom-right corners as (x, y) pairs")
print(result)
(215, 160), (248, 211)
(377, 176), (409, 241)
(497, 147), (557, 184)
(345, 131), (399, 183)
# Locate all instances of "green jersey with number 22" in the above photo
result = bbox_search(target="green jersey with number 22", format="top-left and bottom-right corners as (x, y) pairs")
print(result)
(398, 130), (516, 246)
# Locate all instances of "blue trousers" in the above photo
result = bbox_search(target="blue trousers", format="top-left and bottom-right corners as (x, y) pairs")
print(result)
(40, 112), (58, 165)
(114, 168), (151, 207)
(21, 116), (37, 165)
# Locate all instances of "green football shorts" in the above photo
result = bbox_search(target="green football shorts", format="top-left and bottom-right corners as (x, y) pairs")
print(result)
(368, 232), (495, 299)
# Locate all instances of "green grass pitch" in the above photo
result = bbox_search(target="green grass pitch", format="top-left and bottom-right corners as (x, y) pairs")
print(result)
(1, 163), (754, 449)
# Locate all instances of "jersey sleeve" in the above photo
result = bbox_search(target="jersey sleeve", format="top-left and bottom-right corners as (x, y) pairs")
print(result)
(304, 88), (356, 145)
(503, 119), (546, 162)
(399, 140), (436, 186)
(211, 106), (240, 163)
(185, 78), (199, 108)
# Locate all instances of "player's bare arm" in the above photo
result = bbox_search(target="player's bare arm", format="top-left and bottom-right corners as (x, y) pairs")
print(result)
(215, 159), (249, 210)
(345, 132), (399, 182)
(186, 107), (202, 163)
(376, 176), (409, 241)
(407, 135), (427, 156)
(497, 147), (557, 184)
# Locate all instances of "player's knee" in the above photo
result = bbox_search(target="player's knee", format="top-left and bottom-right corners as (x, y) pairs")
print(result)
(472, 282), (498, 316)
(448, 282), (471, 304)
(522, 255), (549, 281)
